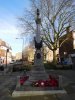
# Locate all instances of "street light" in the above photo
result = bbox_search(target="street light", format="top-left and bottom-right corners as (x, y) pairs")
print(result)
(6, 49), (9, 67)
(16, 38), (24, 62)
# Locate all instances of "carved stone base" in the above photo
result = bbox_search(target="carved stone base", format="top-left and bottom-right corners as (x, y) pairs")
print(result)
(34, 50), (43, 66)
(24, 65), (49, 86)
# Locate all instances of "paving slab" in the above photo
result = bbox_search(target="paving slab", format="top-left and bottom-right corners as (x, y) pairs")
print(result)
(12, 95), (58, 100)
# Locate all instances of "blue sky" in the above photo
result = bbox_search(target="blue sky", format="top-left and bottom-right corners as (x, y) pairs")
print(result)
(0, 0), (30, 55)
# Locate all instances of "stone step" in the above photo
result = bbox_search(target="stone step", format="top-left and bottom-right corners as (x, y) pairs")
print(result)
(32, 66), (45, 71)
(29, 74), (48, 78)
(31, 71), (47, 74)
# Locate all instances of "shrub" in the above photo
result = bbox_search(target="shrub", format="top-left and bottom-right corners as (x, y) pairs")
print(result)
(22, 65), (33, 71)
(44, 62), (56, 70)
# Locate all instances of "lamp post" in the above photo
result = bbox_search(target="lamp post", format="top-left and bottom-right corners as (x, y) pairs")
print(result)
(16, 38), (24, 62)
(6, 48), (9, 67)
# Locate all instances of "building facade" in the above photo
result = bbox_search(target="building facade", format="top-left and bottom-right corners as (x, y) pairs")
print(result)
(23, 45), (53, 63)
(59, 30), (75, 65)
(15, 52), (22, 60)
(0, 39), (12, 65)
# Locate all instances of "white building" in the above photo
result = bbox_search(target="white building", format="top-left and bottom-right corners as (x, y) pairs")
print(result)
(0, 39), (12, 65)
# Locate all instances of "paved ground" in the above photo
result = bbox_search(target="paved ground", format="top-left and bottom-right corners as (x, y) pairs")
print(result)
(0, 71), (23, 100)
(12, 95), (58, 100)
(47, 70), (75, 100)
(0, 70), (75, 100)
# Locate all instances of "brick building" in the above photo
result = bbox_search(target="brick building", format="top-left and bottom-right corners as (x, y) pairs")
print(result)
(59, 29), (75, 65)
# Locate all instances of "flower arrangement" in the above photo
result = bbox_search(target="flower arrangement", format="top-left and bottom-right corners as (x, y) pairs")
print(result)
(19, 75), (59, 87)
(20, 76), (29, 85)
(31, 75), (58, 87)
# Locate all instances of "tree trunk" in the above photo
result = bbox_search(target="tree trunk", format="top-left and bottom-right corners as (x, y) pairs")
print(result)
(53, 50), (57, 64)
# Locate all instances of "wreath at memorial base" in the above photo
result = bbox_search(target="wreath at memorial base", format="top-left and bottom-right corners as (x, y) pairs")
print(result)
(20, 76), (29, 85)
(19, 75), (59, 87)
(31, 75), (58, 87)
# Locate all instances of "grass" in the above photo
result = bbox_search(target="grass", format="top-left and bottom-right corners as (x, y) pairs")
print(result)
(12, 64), (33, 72)
(44, 62), (72, 70)
(44, 62), (57, 70)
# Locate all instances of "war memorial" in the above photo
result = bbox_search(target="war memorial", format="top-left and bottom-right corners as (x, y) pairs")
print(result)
(12, 9), (66, 98)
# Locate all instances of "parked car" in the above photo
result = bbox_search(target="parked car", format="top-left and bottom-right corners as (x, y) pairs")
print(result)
(0, 65), (4, 71)
(14, 60), (23, 65)
(10, 60), (16, 64)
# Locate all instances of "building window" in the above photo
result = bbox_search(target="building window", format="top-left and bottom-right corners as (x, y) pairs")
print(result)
(72, 31), (75, 49)
(73, 40), (75, 49)
(73, 31), (75, 39)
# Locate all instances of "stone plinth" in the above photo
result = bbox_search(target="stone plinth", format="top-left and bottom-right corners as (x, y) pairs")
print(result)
(23, 64), (49, 85)
(12, 88), (67, 97)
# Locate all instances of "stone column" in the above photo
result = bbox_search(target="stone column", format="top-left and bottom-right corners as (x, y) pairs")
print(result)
(34, 9), (43, 67)
(24, 9), (48, 85)
(16, 76), (20, 88)
(59, 75), (62, 88)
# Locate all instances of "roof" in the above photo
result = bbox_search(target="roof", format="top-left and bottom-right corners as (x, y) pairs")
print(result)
(0, 39), (12, 50)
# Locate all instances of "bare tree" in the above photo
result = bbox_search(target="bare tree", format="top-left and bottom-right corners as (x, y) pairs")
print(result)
(19, 0), (75, 63)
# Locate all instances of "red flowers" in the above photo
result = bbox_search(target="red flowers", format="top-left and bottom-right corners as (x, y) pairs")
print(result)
(49, 75), (58, 87)
(19, 75), (59, 87)
(49, 79), (58, 87)
(20, 76), (29, 85)
(32, 75), (58, 87)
